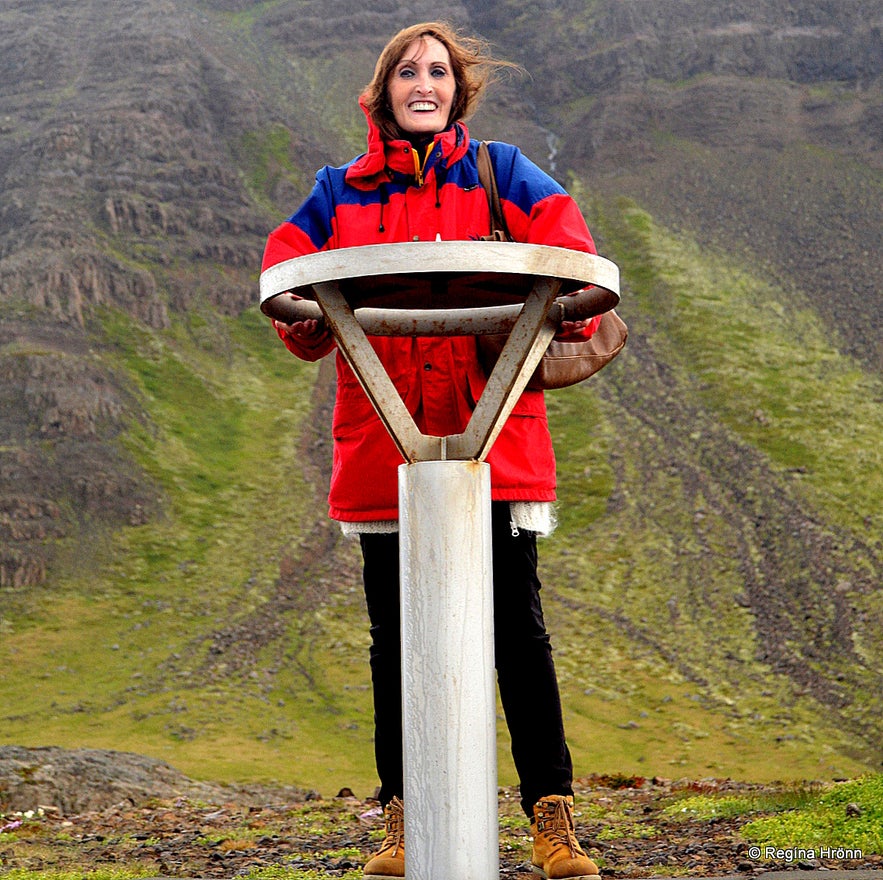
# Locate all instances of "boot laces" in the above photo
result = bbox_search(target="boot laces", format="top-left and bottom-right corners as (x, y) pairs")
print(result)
(383, 797), (405, 855)
(541, 797), (580, 858)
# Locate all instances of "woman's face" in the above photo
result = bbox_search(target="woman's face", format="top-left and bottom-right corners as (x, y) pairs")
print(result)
(387, 36), (456, 136)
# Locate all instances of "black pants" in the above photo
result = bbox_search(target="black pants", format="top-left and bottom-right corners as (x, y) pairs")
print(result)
(360, 501), (573, 818)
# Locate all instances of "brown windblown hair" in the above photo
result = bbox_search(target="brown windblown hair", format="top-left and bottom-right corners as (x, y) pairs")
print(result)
(361, 22), (519, 142)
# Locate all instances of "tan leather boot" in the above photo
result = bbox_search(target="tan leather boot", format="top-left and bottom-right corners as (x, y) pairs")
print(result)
(530, 795), (600, 879)
(363, 796), (405, 878)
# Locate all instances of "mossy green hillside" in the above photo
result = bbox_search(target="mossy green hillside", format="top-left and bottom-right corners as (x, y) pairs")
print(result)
(611, 203), (881, 535)
(539, 192), (881, 777)
(0, 304), (368, 793)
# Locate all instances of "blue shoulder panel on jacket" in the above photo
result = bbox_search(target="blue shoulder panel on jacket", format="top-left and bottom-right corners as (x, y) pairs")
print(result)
(285, 167), (336, 251)
(285, 142), (565, 252)
(286, 163), (382, 251)
(483, 141), (565, 216)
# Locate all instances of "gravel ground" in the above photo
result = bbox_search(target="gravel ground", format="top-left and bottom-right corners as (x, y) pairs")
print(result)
(2, 773), (881, 878)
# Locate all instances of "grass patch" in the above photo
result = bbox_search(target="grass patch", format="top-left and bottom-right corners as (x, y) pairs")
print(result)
(237, 124), (308, 210)
(742, 776), (883, 853)
(658, 776), (883, 854)
(242, 870), (362, 880)
(663, 783), (825, 821)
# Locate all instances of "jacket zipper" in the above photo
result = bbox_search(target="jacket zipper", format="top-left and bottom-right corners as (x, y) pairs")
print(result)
(411, 143), (434, 186)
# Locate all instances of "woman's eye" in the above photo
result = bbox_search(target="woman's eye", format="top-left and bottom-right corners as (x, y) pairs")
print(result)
(431, 68), (448, 78)
(398, 68), (415, 78)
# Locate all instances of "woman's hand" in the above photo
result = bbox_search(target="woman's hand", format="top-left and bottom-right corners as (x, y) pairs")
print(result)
(556, 286), (603, 339)
(557, 319), (592, 336)
(274, 318), (326, 343)
(273, 317), (334, 361)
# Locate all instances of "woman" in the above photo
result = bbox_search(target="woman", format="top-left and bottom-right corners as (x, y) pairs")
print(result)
(262, 22), (602, 880)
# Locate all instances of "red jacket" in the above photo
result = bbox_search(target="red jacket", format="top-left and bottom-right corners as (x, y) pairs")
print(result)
(261, 107), (598, 522)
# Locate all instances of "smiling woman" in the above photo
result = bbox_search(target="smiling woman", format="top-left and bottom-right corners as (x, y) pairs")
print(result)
(260, 19), (608, 880)
(359, 21), (515, 142)
(387, 37), (456, 137)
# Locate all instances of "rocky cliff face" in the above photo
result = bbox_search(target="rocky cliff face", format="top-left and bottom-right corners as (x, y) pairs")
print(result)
(0, 317), (158, 587)
(0, 0), (273, 585)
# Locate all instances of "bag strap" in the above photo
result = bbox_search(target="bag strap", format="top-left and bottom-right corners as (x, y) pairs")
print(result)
(477, 141), (513, 242)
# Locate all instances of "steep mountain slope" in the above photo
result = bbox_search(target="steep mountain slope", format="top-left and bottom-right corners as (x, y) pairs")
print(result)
(1, 0), (881, 793)
(1, 0), (264, 587)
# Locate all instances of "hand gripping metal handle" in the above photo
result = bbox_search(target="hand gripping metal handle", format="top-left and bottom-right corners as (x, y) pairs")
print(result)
(262, 283), (617, 335)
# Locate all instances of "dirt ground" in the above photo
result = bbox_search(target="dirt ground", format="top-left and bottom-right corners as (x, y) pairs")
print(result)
(2, 773), (880, 878)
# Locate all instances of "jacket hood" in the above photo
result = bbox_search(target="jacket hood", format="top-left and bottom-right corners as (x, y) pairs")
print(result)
(345, 98), (470, 190)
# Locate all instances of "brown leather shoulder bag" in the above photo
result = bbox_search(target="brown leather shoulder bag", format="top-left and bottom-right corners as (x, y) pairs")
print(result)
(476, 141), (627, 390)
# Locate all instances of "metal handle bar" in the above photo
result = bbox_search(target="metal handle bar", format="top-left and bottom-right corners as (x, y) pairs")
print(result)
(259, 242), (620, 336)
(263, 284), (616, 336)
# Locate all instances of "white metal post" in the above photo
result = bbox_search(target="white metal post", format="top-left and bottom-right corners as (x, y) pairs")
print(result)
(399, 460), (498, 880)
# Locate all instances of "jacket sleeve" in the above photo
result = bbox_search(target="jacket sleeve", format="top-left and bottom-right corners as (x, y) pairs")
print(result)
(261, 168), (339, 360)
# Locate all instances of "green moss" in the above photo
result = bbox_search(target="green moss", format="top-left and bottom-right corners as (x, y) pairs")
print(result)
(242, 869), (363, 880)
(663, 783), (824, 821)
(742, 776), (883, 853)
(596, 822), (659, 841)
(238, 124), (308, 209)
(546, 385), (616, 531)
